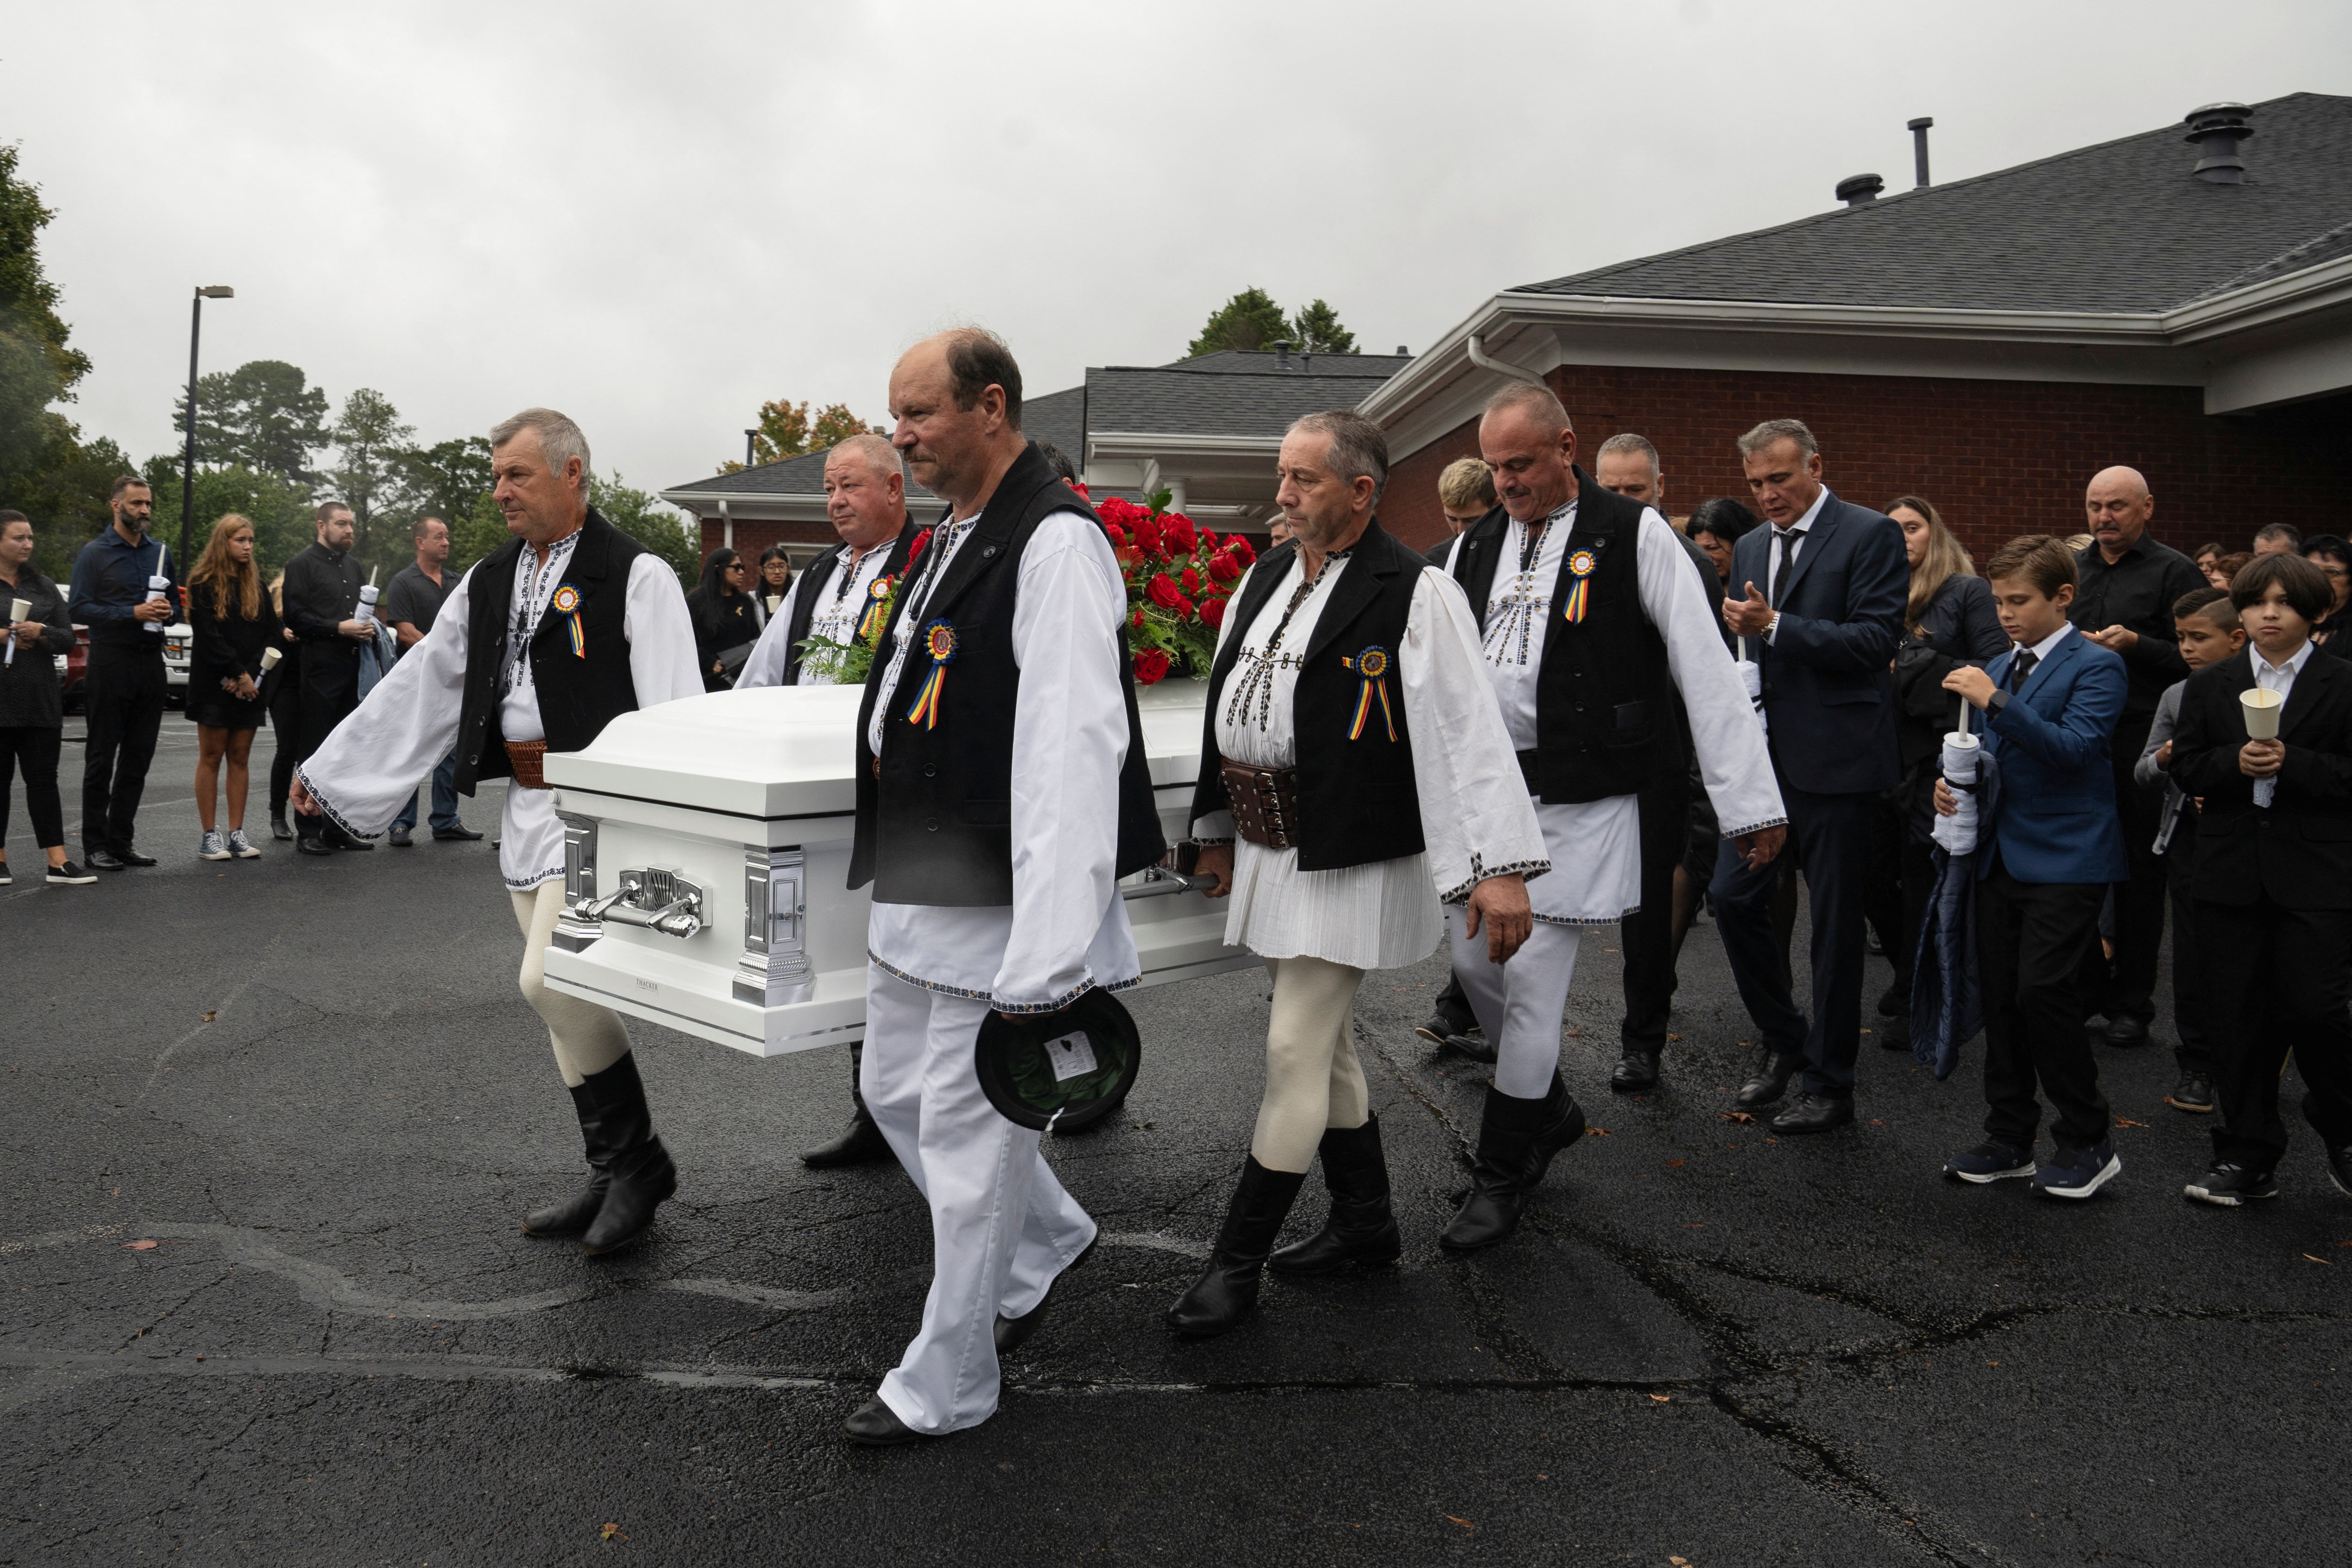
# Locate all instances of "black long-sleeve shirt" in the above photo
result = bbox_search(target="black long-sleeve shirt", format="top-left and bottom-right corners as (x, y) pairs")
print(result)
(2068, 534), (2206, 726)
(0, 561), (75, 728)
(187, 578), (275, 693)
(281, 542), (365, 697)
(67, 526), (183, 652)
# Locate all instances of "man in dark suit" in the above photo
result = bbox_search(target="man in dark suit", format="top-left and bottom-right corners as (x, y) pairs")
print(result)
(1714, 420), (1908, 1133)
(2169, 552), (2352, 1205)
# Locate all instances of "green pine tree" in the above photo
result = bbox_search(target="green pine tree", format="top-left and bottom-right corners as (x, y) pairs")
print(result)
(1288, 299), (1357, 355)
(1187, 288), (1290, 358)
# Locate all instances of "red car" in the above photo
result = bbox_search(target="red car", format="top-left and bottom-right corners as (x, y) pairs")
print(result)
(59, 624), (89, 713)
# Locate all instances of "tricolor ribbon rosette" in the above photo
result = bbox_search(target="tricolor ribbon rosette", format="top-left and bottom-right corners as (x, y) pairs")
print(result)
(1561, 548), (1598, 624)
(857, 574), (896, 643)
(551, 584), (585, 657)
(904, 618), (958, 728)
(1341, 644), (1398, 741)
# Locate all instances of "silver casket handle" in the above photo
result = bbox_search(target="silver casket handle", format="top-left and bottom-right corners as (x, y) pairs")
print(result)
(581, 868), (705, 940)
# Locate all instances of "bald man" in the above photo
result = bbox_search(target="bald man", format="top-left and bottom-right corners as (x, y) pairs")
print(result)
(2071, 466), (2207, 1048)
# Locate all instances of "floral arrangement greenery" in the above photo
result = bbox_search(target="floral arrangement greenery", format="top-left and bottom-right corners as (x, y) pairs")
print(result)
(1097, 490), (1256, 684)
(795, 525), (933, 685)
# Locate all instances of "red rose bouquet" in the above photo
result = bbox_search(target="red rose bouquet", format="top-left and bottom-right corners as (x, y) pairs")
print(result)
(1098, 491), (1255, 685)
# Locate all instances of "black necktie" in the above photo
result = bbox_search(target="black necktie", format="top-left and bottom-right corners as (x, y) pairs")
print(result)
(2010, 650), (2038, 692)
(1772, 527), (1805, 606)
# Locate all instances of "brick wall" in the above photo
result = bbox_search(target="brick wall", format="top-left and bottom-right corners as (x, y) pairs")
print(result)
(1383, 367), (2352, 563)
(694, 517), (841, 565)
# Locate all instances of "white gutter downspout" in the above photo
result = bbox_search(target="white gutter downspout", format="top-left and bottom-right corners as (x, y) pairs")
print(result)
(717, 498), (733, 551)
(1466, 333), (1546, 386)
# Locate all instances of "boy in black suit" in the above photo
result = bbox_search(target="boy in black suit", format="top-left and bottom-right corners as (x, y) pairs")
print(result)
(2134, 587), (2244, 1115)
(2170, 553), (2352, 1206)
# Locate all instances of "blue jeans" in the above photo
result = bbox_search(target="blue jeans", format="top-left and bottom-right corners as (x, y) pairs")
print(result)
(393, 750), (460, 834)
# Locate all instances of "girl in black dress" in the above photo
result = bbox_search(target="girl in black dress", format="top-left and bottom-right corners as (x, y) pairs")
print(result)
(686, 548), (759, 691)
(186, 514), (273, 859)
(756, 544), (794, 625)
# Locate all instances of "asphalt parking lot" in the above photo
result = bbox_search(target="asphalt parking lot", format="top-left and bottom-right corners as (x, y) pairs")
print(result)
(3, 720), (2347, 1566)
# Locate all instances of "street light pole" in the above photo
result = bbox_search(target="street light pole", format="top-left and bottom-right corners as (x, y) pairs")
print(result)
(179, 285), (235, 568)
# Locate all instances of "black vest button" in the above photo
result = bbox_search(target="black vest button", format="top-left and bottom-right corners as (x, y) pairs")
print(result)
(926, 818), (940, 831)
(923, 764), (937, 777)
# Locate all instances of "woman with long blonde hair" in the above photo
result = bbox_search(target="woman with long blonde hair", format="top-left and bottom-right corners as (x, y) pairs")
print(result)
(1870, 497), (2008, 1049)
(185, 513), (273, 859)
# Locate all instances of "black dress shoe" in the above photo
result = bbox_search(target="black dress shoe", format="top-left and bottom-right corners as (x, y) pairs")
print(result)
(1441, 1029), (1497, 1065)
(433, 822), (484, 841)
(996, 1237), (1098, 1356)
(269, 815), (293, 842)
(800, 1106), (893, 1167)
(331, 827), (374, 852)
(1878, 1012), (1912, 1051)
(843, 1397), (929, 1446)
(1770, 1093), (1855, 1135)
(1610, 1048), (1661, 1092)
(115, 848), (158, 867)
(1733, 1047), (1804, 1109)
(295, 835), (336, 857)
(85, 849), (127, 872)
(2103, 1015), (2151, 1047)
(1876, 984), (1902, 1018)
(2324, 1145), (2352, 1199)
(2166, 1072), (2217, 1114)
(387, 825), (414, 847)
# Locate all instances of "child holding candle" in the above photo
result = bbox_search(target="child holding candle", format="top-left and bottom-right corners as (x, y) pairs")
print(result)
(2135, 587), (2245, 1115)
(2169, 552), (2352, 1206)
(1934, 535), (2129, 1197)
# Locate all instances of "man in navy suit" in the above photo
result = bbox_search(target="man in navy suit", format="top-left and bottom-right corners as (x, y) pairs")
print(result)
(1715, 420), (1908, 1133)
(1936, 536), (2129, 1198)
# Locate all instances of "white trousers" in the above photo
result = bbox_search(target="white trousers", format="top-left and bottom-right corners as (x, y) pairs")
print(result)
(1448, 911), (1582, 1100)
(861, 964), (1098, 1435)
(1250, 955), (1370, 1173)
(511, 881), (632, 1088)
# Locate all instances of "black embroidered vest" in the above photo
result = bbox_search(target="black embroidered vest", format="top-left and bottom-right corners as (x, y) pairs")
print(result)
(780, 518), (922, 686)
(1190, 519), (1427, 872)
(1450, 472), (1679, 804)
(849, 443), (1164, 906)
(454, 509), (649, 793)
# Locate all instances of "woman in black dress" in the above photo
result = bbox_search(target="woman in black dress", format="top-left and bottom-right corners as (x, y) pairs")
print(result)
(0, 510), (90, 885)
(185, 514), (273, 860)
(686, 548), (759, 691)
(1871, 496), (2008, 1046)
(755, 545), (794, 625)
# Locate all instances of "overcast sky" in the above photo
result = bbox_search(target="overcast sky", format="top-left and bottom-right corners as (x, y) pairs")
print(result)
(7, 1), (2346, 508)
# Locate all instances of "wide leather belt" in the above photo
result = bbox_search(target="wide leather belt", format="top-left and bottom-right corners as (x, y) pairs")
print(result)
(1515, 749), (1542, 795)
(505, 739), (550, 790)
(1219, 756), (1300, 850)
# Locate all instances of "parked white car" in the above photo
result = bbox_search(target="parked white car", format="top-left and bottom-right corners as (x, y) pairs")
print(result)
(161, 621), (191, 706)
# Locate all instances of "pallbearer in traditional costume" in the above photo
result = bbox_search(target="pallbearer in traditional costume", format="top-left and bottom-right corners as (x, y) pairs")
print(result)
(1435, 383), (1787, 1251)
(293, 409), (702, 1255)
(736, 433), (930, 1169)
(1174, 410), (1546, 1339)
(841, 330), (1163, 1444)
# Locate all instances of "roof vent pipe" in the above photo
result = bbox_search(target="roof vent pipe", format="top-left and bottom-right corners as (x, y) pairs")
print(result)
(1272, 339), (1292, 367)
(1836, 172), (1885, 207)
(1396, 344), (1409, 356)
(2184, 102), (2254, 184)
(1908, 117), (1933, 187)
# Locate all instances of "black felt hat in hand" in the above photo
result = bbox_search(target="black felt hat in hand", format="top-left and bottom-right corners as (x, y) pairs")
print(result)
(973, 988), (1141, 1133)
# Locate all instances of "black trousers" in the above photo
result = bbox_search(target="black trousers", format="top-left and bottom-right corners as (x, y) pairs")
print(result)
(1863, 789), (1937, 1012)
(80, 644), (166, 855)
(1976, 867), (2111, 1150)
(2197, 898), (2352, 1170)
(1, 724), (66, 848)
(1711, 782), (1872, 1098)
(2081, 716), (2164, 1023)
(1620, 771), (1693, 1054)
(292, 674), (359, 841)
(267, 670), (300, 818)
(2164, 832), (2212, 1076)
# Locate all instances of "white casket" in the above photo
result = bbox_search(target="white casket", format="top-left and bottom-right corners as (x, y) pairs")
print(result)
(540, 680), (1251, 1057)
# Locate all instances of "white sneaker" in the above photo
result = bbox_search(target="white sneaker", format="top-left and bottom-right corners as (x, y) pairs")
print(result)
(198, 829), (230, 861)
(225, 828), (261, 859)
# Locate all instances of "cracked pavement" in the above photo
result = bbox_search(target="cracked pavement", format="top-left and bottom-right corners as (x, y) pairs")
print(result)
(4, 723), (2348, 1564)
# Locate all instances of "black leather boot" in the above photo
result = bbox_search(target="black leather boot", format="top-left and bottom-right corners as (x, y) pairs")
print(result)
(1269, 1117), (1402, 1276)
(1610, 1047), (1661, 1092)
(1440, 1075), (1585, 1253)
(800, 1041), (894, 1168)
(1166, 1158), (1306, 1338)
(1734, 1045), (1804, 1109)
(575, 1054), (678, 1256)
(521, 1080), (611, 1237)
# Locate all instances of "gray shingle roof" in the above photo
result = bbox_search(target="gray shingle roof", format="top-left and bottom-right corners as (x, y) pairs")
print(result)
(1086, 363), (1401, 436)
(1519, 92), (2352, 314)
(1170, 349), (1415, 378)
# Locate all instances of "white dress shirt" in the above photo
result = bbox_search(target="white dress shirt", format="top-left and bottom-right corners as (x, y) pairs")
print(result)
(2253, 635), (2315, 700)
(736, 540), (898, 690)
(299, 536), (703, 890)
(2005, 619), (2075, 685)
(1454, 502), (1787, 924)
(1192, 549), (1547, 969)
(863, 509), (1139, 1013)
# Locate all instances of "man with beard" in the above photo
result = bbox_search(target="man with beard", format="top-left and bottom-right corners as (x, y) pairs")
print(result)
(67, 476), (182, 869)
(737, 431), (928, 1168)
(281, 501), (380, 856)
(840, 328), (1161, 1443)
(293, 409), (703, 1256)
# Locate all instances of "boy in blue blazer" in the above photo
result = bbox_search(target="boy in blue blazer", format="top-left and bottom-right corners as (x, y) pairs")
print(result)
(1935, 535), (2129, 1198)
